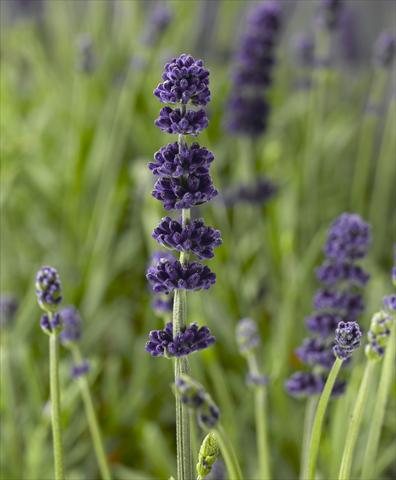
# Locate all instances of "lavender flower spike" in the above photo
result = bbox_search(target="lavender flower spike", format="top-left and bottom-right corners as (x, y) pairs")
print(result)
(0, 294), (18, 328)
(333, 321), (362, 359)
(35, 266), (62, 313)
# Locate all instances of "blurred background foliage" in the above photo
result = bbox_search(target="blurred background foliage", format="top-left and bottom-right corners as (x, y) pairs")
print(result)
(0, 1), (395, 479)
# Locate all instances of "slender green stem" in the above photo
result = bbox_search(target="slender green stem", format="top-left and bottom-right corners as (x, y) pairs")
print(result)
(247, 353), (270, 479)
(361, 326), (395, 479)
(214, 425), (243, 480)
(300, 396), (318, 480)
(173, 206), (193, 480)
(338, 361), (375, 480)
(305, 357), (343, 480)
(49, 329), (65, 480)
(72, 346), (112, 480)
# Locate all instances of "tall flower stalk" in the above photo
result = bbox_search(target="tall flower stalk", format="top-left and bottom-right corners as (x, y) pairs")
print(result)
(60, 306), (112, 480)
(146, 54), (221, 480)
(35, 266), (65, 480)
(306, 321), (362, 480)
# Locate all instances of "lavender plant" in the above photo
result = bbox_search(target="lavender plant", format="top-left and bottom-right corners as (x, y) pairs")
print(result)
(35, 266), (65, 480)
(146, 53), (221, 480)
(60, 306), (112, 480)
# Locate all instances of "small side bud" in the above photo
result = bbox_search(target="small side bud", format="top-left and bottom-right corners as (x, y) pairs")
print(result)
(196, 432), (220, 479)
(236, 318), (260, 354)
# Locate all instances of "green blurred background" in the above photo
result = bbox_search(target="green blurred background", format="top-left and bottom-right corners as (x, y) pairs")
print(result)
(1, 1), (395, 479)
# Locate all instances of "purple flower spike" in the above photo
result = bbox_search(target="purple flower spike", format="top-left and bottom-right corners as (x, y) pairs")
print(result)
(316, 262), (370, 287)
(383, 294), (396, 312)
(146, 322), (215, 357)
(325, 213), (371, 261)
(60, 306), (82, 345)
(333, 321), (362, 360)
(155, 106), (208, 136)
(35, 266), (62, 313)
(305, 311), (342, 337)
(147, 257), (216, 294)
(152, 174), (218, 210)
(154, 54), (210, 106)
(149, 142), (214, 177)
(152, 217), (222, 259)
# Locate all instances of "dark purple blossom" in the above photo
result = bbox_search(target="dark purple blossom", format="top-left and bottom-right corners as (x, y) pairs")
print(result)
(146, 321), (215, 357)
(154, 54), (210, 105)
(40, 313), (62, 334)
(149, 142), (214, 177)
(285, 372), (324, 397)
(147, 257), (216, 294)
(296, 338), (335, 369)
(71, 360), (90, 379)
(305, 312), (342, 337)
(333, 321), (362, 359)
(35, 266), (62, 312)
(226, 94), (270, 137)
(59, 306), (82, 345)
(313, 289), (364, 320)
(230, 177), (278, 205)
(155, 106), (208, 135)
(325, 213), (371, 261)
(0, 295), (18, 328)
(316, 262), (369, 287)
(383, 294), (396, 312)
(374, 32), (395, 68)
(152, 217), (222, 259)
(152, 174), (218, 210)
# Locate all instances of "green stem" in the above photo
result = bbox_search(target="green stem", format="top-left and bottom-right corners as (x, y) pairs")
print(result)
(174, 207), (193, 480)
(72, 346), (112, 480)
(300, 396), (318, 480)
(214, 425), (243, 480)
(361, 326), (395, 479)
(306, 357), (343, 480)
(338, 361), (376, 480)
(49, 330), (65, 480)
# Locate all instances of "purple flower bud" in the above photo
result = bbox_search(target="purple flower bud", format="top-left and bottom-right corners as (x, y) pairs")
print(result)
(285, 371), (324, 397)
(143, 5), (173, 46)
(152, 217), (222, 259)
(236, 318), (260, 353)
(296, 338), (335, 370)
(225, 177), (278, 206)
(155, 106), (208, 136)
(325, 213), (371, 261)
(40, 313), (62, 334)
(154, 54), (210, 106)
(316, 262), (369, 287)
(149, 142), (214, 177)
(0, 294), (18, 328)
(383, 294), (396, 312)
(147, 257), (216, 294)
(35, 266), (62, 313)
(71, 360), (90, 379)
(152, 174), (218, 210)
(146, 321), (215, 358)
(151, 295), (173, 314)
(59, 306), (82, 345)
(333, 321), (362, 359)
